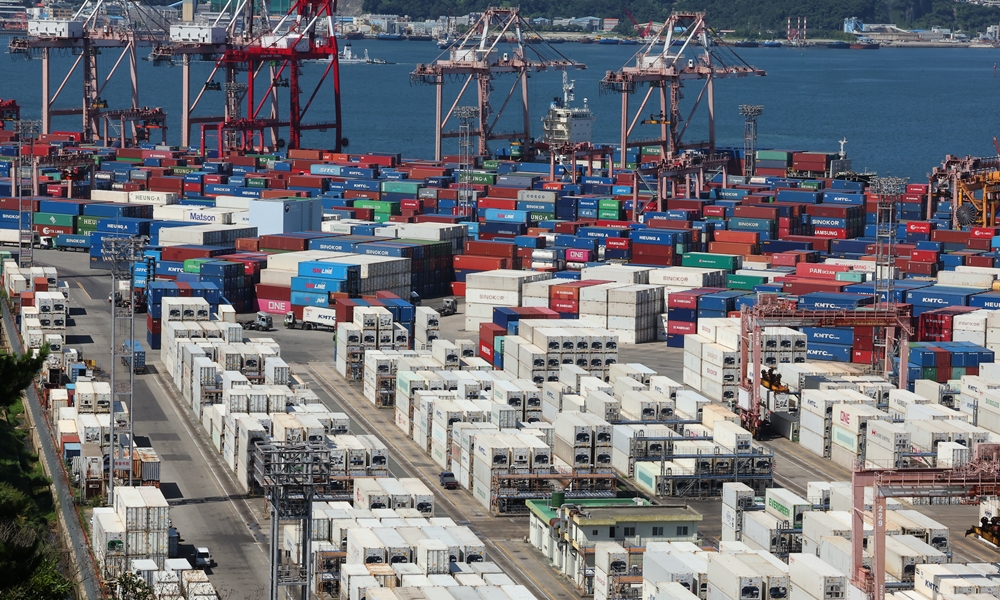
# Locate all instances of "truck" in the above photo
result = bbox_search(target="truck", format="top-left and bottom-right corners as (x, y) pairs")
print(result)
(122, 339), (146, 373)
(284, 306), (337, 331)
(240, 311), (272, 331)
(53, 234), (90, 252)
(0, 229), (41, 248)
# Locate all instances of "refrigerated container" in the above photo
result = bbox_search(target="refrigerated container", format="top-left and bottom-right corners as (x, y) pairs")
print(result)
(787, 553), (846, 600)
(346, 528), (386, 564)
(707, 553), (763, 600)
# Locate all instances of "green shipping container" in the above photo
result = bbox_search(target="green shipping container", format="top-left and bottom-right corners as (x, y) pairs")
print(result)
(482, 160), (500, 170)
(798, 180), (823, 191)
(170, 166), (200, 175)
(372, 213), (390, 223)
(640, 146), (663, 156)
(78, 216), (99, 228)
(755, 150), (790, 161)
(245, 178), (268, 188)
(530, 212), (555, 222)
(598, 199), (619, 210)
(625, 162), (638, 170)
(598, 210), (622, 220)
(726, 274), (768, 290)
(353, 200), (400, 215)
(381, 181), (423, 195)
(952, 367), (966, 379)
(921, 367), (937, 381)
(834, 272), (865, 283)
(681, 252), (741, 272)
(32, 212), (76, 227)
(184, 258), (212, 273)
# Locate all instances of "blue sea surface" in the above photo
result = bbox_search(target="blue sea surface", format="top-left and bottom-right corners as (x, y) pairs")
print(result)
(2, 38), (999, 179)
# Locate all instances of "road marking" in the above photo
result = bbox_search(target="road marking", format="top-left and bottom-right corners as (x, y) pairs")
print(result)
(150, 366), (270, 567)
(76, 281), (91, 301)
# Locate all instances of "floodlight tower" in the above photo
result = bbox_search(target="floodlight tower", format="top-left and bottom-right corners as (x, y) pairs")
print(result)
(739, 104), (763, 177)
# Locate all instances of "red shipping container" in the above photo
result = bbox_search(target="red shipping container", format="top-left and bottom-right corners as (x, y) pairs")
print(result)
(255, 284), (291, 301)
(479, 341), (494, 361)
(464, 240), (516, 257)
(146, 314), (162, 335)
(930, 230), (969, 244)
(34, 224), (73, 236)
(968, 239), (992, 251)
(971, 227), (999, 239)
(451, 282), (466, 296)
(667, 321), (698, 335)
(771, 253), (800, 267)
(480, 322), (505, 340)
(713, 230), (760, 244)
(486, 186), (521, 199)
(910, 249), (938, 263)
(550, 299), (578, 313)
(708, 241), (755, 255)
(454, 255), (507, 270)
(478, 197), (518, 210)
(703, 206), (727, 218)
(906, 262), (938, 276)
(906, 221), (933, 234)
(967, 255), (995, 268)
(605, 238), (630, 250)
(812, 228), (848, 239)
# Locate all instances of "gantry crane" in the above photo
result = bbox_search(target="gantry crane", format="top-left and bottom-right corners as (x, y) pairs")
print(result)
(8, 0), (169, 142)
(929, 153), (1000, 226)
(0, 98), (21, 123)
(851, 444), (1000, 600)
(600, 12), (764, 217)
(410, 7), (585, 161)
(737, 294), (913, 436)
(149, 0), (343, 153)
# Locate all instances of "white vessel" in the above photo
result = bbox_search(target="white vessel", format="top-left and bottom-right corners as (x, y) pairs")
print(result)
(339, 44), (369, 64)
(540, 71), (595, 146)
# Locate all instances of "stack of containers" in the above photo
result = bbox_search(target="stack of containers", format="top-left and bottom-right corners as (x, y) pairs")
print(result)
(91, 486), (170, 570)
(830, 403), (891, 469)
(464, 270), (552, 332)
(414, 306), (441, 348)
(607, 285), (665, 343)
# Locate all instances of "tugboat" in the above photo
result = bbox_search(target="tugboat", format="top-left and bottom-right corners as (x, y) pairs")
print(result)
(540, 71), (595, 146)
(761, 40), (783, 48)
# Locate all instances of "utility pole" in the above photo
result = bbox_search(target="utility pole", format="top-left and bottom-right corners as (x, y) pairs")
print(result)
(102, 235), (147, 504)
(13, 119), (39, 269)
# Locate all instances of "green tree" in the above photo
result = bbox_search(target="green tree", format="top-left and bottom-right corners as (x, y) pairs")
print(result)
(0, 346), (69, 598)
(112, 571), (155, 600)
(0, 346), (47, 416)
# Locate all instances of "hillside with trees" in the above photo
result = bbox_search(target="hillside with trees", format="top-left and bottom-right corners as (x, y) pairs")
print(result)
(0, 345), (72, 599)
(360, 0), (1000, 37)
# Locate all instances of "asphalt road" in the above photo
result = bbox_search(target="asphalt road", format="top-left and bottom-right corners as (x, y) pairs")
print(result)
(34, 249), (270, 598)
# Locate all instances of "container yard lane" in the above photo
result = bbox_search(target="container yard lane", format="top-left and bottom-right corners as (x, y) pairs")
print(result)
(34, 250), (270, 598)
(293, 359), (583, 600)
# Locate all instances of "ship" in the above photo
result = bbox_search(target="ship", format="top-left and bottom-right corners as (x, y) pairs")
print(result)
(540, 71), (595, 147)
(850, 37), (880, 49)
(762, 40), (783, 48)
(826, 41), (851, 49)
(734, 40), (759, 48)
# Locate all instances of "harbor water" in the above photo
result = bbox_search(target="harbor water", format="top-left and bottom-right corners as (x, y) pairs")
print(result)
(2, 38), (1000, 178)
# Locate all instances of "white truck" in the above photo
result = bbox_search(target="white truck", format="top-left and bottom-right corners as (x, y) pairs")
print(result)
(284, 306), (337, 331)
